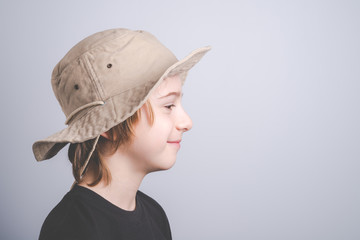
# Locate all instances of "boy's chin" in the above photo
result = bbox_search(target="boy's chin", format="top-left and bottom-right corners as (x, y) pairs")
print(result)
(148, 158), (177, 173)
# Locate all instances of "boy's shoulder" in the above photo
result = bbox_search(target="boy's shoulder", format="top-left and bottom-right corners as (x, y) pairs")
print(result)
(137, 190), (170, 227)
(39, 186), (97, 240)
(137, 190), (162, 209)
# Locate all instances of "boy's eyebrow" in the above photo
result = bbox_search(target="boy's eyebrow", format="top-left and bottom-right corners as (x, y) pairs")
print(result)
(158, 91), (183, 99)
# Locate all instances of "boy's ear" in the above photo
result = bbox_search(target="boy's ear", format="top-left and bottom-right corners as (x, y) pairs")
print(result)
(100, 131), (110, 140)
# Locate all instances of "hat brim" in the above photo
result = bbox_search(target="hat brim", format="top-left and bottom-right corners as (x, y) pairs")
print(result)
(33, 46), (211, 161)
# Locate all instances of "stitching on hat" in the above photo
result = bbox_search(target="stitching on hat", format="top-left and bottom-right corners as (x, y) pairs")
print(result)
(80, 33), (139, 100)
(53, 61), (76, 113)
(81, 54), (106, 100)
(57, 31), (132, 75)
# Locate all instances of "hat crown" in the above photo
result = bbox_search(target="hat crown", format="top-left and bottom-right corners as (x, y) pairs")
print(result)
(51, 29), (177, 124)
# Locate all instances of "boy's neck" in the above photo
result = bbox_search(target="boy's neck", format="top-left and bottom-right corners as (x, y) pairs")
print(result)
(78, 154), (146, 211)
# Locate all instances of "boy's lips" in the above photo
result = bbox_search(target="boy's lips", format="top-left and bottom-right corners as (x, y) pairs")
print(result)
(167, 140), (181, 148)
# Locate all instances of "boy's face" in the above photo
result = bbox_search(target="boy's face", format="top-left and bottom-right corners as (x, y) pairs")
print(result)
(127, 75), (193, 173)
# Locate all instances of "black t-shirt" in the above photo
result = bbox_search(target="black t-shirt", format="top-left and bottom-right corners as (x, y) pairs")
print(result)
(39, 185), (172, 240)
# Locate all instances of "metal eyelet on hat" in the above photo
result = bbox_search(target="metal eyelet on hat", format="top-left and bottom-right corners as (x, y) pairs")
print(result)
(107, 63), (112, 68)
(74, 84), (79, 90)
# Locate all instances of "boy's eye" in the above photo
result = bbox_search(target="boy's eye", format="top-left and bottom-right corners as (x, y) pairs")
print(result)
(165, 104), (175, 110)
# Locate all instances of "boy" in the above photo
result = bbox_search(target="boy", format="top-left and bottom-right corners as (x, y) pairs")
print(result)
(32, 28), (210, 239)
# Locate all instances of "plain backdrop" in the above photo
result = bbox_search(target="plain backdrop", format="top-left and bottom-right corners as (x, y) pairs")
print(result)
(1, 0), (359, 239)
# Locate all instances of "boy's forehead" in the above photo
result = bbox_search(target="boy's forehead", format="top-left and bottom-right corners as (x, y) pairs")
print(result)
(153, 75), (182, 98)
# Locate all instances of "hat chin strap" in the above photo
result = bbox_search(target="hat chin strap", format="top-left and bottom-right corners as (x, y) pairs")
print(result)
(70, 135), (100, 189)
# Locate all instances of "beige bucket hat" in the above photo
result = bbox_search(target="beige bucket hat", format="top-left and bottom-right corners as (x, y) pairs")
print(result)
(32, 28), (211, 162)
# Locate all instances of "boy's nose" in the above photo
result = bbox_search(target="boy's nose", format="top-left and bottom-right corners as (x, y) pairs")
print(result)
(176, 107), (193, 132)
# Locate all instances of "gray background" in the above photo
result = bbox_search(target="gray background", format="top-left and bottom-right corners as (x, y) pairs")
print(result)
(1, 0), (359, 239)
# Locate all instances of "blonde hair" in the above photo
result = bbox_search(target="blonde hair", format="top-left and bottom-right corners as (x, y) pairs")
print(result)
(68, 101), (154, 186)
